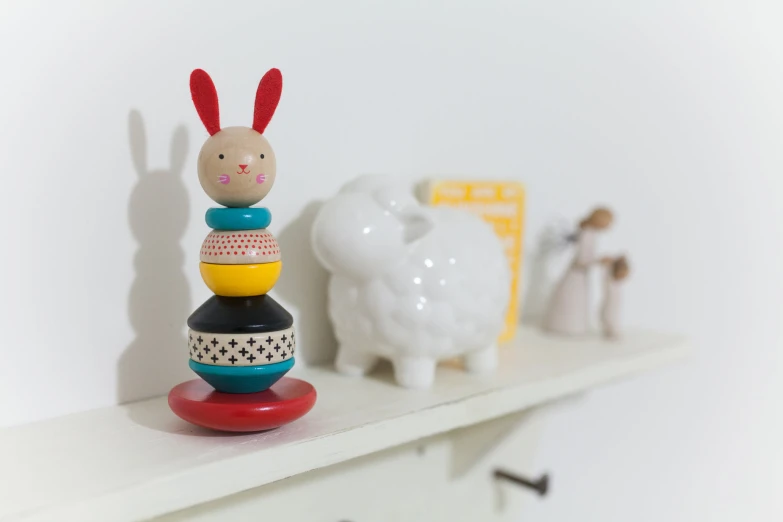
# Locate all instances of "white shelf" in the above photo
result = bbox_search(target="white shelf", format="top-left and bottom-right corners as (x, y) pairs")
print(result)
(0, 326), (688, 522)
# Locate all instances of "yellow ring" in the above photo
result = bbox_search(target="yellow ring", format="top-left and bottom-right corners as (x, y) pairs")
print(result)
(200, 261), (282, 297)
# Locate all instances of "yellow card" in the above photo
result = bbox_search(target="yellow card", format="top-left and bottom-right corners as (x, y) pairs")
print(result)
(425, 180), (525, 343)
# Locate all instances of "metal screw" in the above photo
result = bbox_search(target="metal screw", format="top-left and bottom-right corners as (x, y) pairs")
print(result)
(494, 469), (550, 497)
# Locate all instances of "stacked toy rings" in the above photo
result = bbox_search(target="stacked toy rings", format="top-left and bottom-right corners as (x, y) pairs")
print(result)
(189, 208), (296, 393)
(169, 67), (315, 433)
(182, 68), (296, 395)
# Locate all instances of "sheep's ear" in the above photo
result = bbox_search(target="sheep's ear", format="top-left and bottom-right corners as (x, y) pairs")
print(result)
(400, 209), (434, 244)
(169, 125), (189, 174)
(252, 68), (282, 134)
(190, 69), (221, 135)
(128, 110), (147, 176)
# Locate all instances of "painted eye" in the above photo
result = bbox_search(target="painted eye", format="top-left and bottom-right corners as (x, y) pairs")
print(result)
(259, 154), (265, 159)
(219, 154), (224, 159)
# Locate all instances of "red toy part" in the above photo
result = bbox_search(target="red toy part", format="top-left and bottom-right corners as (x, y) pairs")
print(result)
(252, 68), (283, 134)
(169, 377), (316, 433)
(190, 69), (221, 135)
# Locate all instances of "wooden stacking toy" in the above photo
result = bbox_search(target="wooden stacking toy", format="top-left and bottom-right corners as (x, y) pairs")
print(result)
(168, 68), (316, 432)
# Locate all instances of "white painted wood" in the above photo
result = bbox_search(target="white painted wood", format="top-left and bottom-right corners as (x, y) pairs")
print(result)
(0, 327), (688, 522)
(156, 411), (549, 522)
(158, 435), (459, 522)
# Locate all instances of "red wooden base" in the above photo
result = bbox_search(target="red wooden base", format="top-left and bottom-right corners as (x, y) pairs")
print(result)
(168, 377), (317, 433)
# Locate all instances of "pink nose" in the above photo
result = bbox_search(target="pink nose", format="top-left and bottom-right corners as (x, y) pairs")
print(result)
(238, 164), (248, 170)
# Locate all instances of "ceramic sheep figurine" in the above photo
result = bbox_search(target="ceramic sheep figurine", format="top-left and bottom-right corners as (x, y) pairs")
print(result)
(311, 175), (510, 389)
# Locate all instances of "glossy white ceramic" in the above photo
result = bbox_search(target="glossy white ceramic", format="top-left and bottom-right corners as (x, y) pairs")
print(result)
(312, 175), (510, 389)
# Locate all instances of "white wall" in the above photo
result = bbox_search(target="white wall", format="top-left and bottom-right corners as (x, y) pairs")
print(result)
(1, 0), (780, 520)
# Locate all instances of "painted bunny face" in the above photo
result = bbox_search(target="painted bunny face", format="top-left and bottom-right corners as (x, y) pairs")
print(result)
(197, 127), (276, 207)
(190, 68), (282, 208)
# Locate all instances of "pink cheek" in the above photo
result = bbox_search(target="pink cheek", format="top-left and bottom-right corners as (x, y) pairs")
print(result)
(256, 174), (266, 184)
(219, 175), (230, 185)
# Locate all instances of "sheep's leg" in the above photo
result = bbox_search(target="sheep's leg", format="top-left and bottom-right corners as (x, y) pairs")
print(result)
(463, 344), (498, 374)
(335, 344), (379, 377)
(393, 356), (437, 389)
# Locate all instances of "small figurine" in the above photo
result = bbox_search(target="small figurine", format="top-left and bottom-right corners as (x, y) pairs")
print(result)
(168, 69), (316, 432)
(600, 256), (630, 339)
(542, 207), (613, 336)
(311, 174), (510, 389)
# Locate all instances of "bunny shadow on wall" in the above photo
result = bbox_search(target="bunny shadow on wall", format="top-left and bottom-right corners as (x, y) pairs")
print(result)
(118, 110), (193, 405)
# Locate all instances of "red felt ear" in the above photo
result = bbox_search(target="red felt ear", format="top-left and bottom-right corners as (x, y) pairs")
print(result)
(253, 68), (283, 134)
(190, 69), (221, 135)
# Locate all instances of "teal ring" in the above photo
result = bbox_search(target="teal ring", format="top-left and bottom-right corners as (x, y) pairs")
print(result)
(205, 207), (272, 231)
(189, 358), (294, 394)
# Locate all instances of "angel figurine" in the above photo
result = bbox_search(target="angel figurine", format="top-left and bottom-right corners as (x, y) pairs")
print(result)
(542, 207), (614, 336)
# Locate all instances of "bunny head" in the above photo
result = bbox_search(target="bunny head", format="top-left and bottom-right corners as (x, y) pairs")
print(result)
(190, 68), (282, 208)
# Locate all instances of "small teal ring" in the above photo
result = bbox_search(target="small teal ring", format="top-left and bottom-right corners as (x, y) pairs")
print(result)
(189, 357), (294, 375)
(205, 207), (272, 231)
(189, 358), (295, 393)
